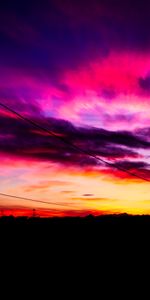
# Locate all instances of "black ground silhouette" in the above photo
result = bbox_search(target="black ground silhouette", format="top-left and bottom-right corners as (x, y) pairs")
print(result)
(1, 214), (150, 266)
(1, 214), (150, 240)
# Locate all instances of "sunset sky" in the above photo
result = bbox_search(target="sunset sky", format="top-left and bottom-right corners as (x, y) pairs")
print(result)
(1, 0), (150, 216)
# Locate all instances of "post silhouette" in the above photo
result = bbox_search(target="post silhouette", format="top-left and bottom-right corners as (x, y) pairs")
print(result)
(32, 209), (36, 218)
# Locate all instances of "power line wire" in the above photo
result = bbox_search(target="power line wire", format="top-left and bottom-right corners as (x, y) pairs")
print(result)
(0, 102), (149, 182)
(0, 192), (76, 208)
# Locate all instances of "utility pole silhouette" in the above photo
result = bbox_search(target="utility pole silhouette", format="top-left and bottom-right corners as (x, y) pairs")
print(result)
(32, 209), (36, 218)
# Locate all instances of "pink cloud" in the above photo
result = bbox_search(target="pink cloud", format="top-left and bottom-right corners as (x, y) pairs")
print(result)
(41, 52), (150, 129)
(2, 51), (150, 131)
(63, 52), (150, 94)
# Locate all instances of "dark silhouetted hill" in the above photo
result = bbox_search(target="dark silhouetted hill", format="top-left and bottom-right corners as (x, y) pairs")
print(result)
(1, 214), (150, 270)
(1, 214), (150, 239)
